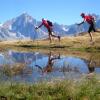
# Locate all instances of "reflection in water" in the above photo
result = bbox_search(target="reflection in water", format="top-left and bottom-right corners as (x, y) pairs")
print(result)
(87, 57), (95, 73)
(85, 55), (100, 74)
(0, 50), (100, 82)
(35, 52), (60, 74)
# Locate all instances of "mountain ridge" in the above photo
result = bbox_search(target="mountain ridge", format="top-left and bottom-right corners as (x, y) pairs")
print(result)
(0, 13), (100, 41)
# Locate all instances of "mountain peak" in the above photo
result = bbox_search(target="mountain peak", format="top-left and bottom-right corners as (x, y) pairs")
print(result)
(20, 12), (31, 17)
(17, 12), (33, 20)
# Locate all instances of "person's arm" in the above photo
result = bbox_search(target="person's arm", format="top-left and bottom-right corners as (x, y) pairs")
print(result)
(35, 65), (42, 70)
(77, 21), (84, 26)
(35, 23), (43, 29)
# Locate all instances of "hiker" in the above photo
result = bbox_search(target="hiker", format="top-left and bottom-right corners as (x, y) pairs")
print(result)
(35, 52), (60, 74)
(77, 13), (96, 42)
(35, 18), (60, 43)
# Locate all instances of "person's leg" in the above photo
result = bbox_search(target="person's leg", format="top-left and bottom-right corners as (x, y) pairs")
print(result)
(50, 31), (60, 42)
(51, 34), (61, 42)
(92, 23), (96, 32)
(48, 28), (61, 42)
(48, 29), (52, 43)
(46, 33), (51, 42)
(58, 36), (61, 42)
(88, 24), (93, 42)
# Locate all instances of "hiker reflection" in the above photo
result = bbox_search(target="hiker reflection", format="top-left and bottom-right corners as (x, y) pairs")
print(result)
(35, 52), (60, 74)
(87, 56), (96, 74)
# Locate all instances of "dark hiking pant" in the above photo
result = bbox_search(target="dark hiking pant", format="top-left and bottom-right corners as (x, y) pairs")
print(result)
(88, 22), (96, 33)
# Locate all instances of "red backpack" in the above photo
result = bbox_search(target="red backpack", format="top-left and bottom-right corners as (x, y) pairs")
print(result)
(85, 15), (95, 24)
(88, 15), (95, 22)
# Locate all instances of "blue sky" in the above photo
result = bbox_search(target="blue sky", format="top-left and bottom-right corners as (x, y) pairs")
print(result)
(0, 0), (100, 25)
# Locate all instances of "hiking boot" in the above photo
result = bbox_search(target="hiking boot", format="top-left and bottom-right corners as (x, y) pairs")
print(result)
(58, 36), (61, 42)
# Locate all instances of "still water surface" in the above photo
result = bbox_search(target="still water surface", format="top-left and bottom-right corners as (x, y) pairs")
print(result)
(0, 50), (100, 82)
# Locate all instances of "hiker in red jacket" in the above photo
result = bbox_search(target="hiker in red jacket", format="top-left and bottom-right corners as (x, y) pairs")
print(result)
(77, 13), (96, 42)
(35, 18), (60, 43)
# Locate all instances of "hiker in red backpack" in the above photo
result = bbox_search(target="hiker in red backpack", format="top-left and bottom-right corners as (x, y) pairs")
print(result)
(77, 13), (96, 42)
(35, 18), (60, 43)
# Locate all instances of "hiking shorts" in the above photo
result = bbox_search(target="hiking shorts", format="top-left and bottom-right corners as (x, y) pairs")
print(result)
(88, 22), (96, 33)
(48, 27), (53, 35)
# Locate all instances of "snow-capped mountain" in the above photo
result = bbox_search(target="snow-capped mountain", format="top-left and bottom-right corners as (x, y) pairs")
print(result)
(0, 26), (18, 41)
(0, 13), (100, 40)
(2, 13), (54, 40)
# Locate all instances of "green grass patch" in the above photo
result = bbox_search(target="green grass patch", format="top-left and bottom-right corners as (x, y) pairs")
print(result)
(0, 78), (100, 100)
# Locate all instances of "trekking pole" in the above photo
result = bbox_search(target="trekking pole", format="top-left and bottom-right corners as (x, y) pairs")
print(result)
(37, 28), (50, 47)
(35, 29), (39, 48)
(33, 24), (39, 48)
